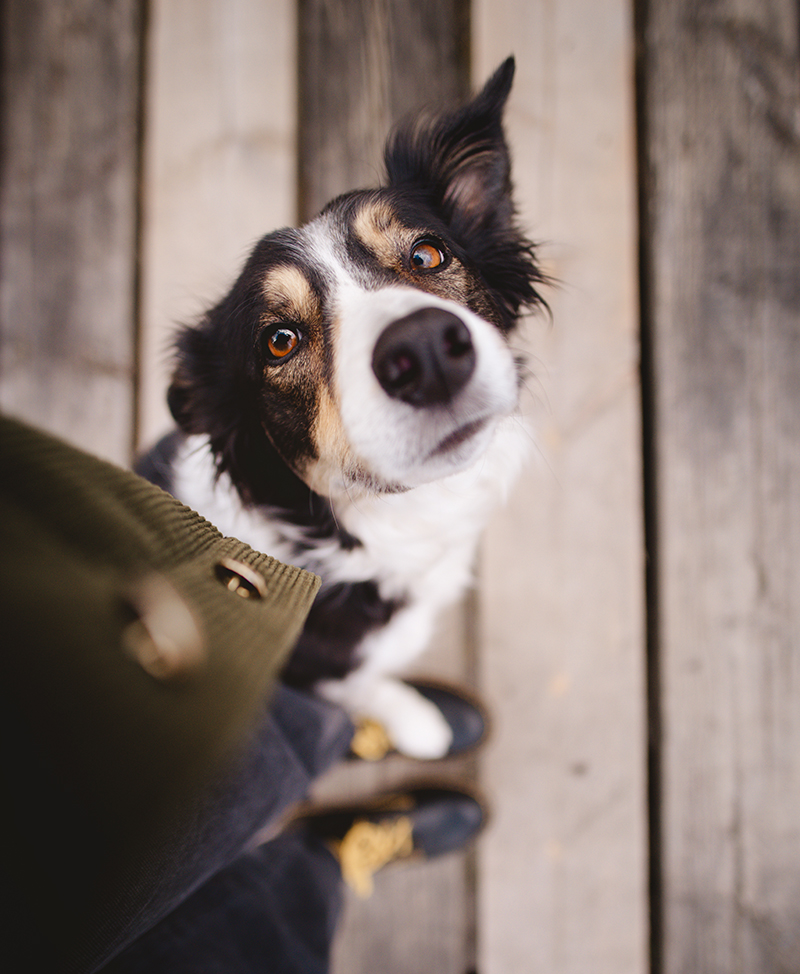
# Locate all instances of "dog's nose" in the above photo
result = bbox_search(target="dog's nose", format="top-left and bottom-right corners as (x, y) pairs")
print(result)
(372, 308), (476, 407)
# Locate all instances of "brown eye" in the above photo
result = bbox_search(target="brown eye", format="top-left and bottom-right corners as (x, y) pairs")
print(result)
(263, 325), (301, 362)
(410, 240), (446, 270)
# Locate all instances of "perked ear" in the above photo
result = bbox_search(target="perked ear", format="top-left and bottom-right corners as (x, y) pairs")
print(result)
(384, 57), (544, 326)
(384, 57), (517, 243)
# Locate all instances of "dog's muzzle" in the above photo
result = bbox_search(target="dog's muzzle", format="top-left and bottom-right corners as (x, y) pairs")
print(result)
(371, 307), (476, 408)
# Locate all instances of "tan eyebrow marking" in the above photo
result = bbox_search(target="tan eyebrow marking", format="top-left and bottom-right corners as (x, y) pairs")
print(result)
(352, 200), (415, 267)
(261, 265), (319, 322)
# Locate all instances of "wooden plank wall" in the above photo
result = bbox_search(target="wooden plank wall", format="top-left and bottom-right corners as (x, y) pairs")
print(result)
(297, 0), (470, 220)
(296, 8), (479, 973)
(473, 2), (646, 971)
(138, 0), (297, 444)
(2, 2), (799, 974)
(0, 0), (142, 465)
(640, 1), (800, 972)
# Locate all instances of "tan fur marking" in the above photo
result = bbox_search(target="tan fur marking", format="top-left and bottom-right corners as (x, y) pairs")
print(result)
(352, 201), (482, 314)
(353, 201), (413, 268)
(308, 385), (352, 494)
(261, 265), (318, 323)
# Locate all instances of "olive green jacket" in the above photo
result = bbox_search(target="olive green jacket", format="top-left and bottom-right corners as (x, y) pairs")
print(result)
(0, 415), (320, 967)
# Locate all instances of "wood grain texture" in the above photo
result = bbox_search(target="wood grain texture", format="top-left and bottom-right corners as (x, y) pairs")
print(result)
(642, 1), (800, 971)
(297, 3), (475, 971)
(474, 1), (647, 972)
(138, 0), (297, 446)
(0, 0), (142, 464)
(297, 0), (470, 220)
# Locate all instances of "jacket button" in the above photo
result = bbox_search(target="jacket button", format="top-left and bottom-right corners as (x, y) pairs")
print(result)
(214, 557), (267, 600)
(122, 575), (206, 682)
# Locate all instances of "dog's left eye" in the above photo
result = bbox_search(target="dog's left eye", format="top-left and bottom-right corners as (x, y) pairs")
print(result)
(261, 325), (302, 363)
(410, 240), (447, 271)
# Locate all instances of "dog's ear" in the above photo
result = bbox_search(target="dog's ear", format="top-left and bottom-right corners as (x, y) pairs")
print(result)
(167, 297), (307, 508)
(385, 57), (545, 325)
(384, 57), (516, 243)
(167, 300), (253, 452)
(167, 325), (219, 434)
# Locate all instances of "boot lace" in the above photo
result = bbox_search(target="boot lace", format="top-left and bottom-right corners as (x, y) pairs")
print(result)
(335, 816), (414, 897)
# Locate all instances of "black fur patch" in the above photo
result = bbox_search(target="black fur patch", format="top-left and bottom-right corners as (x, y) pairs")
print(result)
(383, 57), (547, 330)
(281, 581), (405, 686)
(166, 232), (330, 514)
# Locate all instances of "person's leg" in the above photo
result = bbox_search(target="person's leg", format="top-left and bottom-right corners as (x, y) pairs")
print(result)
(90, 686), (354, 971)
(105, 833), (342, 974)
(106, 784), (487, 974)
(89, 682), (485, 971)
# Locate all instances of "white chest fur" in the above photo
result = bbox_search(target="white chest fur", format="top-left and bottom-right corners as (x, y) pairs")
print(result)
(174, 417), (526, 659)
(172, 418), (528, 757)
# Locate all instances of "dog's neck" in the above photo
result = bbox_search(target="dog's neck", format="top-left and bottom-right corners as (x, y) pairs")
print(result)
(210, 424), (361, 546)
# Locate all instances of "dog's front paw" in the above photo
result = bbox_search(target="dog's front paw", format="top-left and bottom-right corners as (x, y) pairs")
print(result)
(318, 676), (453, 760)
(378, 682), (454, 759)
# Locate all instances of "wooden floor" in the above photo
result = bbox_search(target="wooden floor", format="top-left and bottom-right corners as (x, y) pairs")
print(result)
(2, 2), (798, 972)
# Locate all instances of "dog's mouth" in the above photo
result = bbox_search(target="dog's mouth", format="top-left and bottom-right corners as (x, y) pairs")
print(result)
(427, 417), (489, 460)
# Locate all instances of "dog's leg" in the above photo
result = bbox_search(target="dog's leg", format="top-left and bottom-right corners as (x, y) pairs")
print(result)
(317, 673), (453, 760)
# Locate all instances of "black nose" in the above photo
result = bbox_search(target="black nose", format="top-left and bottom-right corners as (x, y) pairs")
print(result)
(372, 308), (476, 407)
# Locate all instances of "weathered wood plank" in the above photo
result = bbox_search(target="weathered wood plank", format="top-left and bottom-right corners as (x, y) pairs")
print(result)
(138, 0), (297, 446)
(474, 2), (648, 972)
(641, 1), (800, 971)
(297, 3), (475, 972)
(0, 0), (142, 464)
(297, 0), (469, 221)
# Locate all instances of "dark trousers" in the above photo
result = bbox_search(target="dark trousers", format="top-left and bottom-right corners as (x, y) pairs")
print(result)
(6, 685), (353, 974)
(101, 686), (352, 973)
(105, 833), (342, 974)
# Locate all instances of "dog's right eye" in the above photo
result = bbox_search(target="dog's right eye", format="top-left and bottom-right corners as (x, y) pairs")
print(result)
(410, 240), (447, 271)
(261, 325), (303, 363)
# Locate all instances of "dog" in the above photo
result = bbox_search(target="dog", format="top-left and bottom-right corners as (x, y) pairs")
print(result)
(137, 57), (545, 759)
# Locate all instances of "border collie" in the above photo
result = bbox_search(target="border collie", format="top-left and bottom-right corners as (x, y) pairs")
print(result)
(137, 57), (545, 759)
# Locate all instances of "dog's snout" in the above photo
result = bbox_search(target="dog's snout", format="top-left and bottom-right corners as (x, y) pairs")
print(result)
(371, 308), (476, 407)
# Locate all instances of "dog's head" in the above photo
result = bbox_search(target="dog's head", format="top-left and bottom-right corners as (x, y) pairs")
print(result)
(168, 58), (545, 502)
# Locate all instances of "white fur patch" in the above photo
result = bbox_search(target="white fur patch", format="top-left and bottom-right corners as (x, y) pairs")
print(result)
(299, 213), (521, 493)
(318, 673), (454, 760)
(334, 283), (519, 489)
